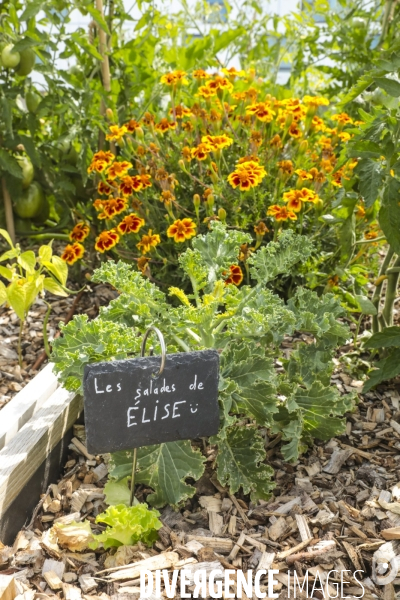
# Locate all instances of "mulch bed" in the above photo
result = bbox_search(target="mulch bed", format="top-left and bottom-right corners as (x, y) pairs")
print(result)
(0, 285), (116, 410)
(1, 377), (400, 599)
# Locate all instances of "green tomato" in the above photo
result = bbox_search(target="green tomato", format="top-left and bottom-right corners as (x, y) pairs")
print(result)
(14, 217), (33, 233)
(32, 196), (50, 224)
(25, 88), (41, 113)
(14, 182), (45, 219)
(15, 48), (35, 77)
(16, 156), (34, 189)
(1, 44), (20, 69)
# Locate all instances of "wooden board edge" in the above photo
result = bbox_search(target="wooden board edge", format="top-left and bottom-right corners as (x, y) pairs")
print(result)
(0, 386), (83, 518)
(0, 363), (58, 452)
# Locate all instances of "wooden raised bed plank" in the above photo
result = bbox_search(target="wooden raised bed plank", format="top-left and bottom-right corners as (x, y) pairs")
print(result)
(0, 386), (82, 533)
(0, 363), (58, 451)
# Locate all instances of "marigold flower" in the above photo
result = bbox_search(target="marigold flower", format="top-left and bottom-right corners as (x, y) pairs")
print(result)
(136, 229), (161, 254)
(209, 109), (222, 122)
(303, 95), (329, 107)
(167, 218), (196, 242)
(155, 118), (177, 134)
(224, 265), (243, 286)
(270, 134), (282, 148)
(106, 125), (127, 142)
(137, 256), (150, 274)
(170, 105), (191, 119)
(206, 76), (233, 93)
(278, 160), (294, 175)
(98, 181), (113, 195)
(201, 134), (233, 150)
(356, 205), (366, 218)
(267, 205), (297, 221)
(182, 146), (192, 162)
(160, 70), (188, 86)
(149, 143), (160, 155)
(95, 230), (119, 252)
(106, 161), (132, 180)
(254, 222), (268, 236)
(308, 167), (326, 183)
(222, 67), (245, 78)
(197, 85), (217, 99)
(338, 131), (351, 142)
(87, 159), (108, 174)
(120, 176), (141, 195)
(92, 150), (114, 164)
(288, 122), (303, 138)
(246, 102), (276, 122)
(142, 112), (155, 126)
(320, 158), (335, 173)
(116, 213), (145, 235)
(61, 242), (85, 265)
(139, 173), (152, 188)
(295, 169), (313, 181)
(69, 222), (90, 242)
(99, 197), (128, 219)
(283, 189), (303, 212)
(160, 190), (176, 203)
(311, 116), (326, 132)
(125, 119), (141, 133)
(250, 130), (262, 147)
(228, 160), (267, 191)
(193, 69), (210, 80)
(191, 142), (212, 161)
(332, 113), (353, 125)
(364, 230), (378, 240)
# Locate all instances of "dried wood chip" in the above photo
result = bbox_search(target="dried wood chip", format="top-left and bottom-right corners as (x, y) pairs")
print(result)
(43, 571), (63, 591)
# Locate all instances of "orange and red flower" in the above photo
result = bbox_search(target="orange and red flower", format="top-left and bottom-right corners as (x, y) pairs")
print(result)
(136, 229), (161, 254)
(61, 243), (85, 265)
(267, 205), (297, 221)
(224, 265), (243, 286)
(167, 218), (196, 243)
(117, 214), (145, 235)
(94, 230), (120, 253)
(69, 222), (90, 243)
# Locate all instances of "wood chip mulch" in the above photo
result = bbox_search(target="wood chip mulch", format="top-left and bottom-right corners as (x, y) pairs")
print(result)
(0, 285), (117, 411)
(2, 381), (400, 600)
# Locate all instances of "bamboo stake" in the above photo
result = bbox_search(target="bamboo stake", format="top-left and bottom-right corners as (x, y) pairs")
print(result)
(95, 0), (115, 153)
(1, 177), (15, 244)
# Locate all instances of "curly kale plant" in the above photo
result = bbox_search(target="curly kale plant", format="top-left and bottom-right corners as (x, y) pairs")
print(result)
(52, 223), (354, 507)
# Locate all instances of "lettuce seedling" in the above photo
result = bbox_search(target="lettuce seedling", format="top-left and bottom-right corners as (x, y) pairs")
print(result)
(89, 503), (162, 549)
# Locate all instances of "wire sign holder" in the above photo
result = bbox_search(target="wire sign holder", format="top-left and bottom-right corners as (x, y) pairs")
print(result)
(83, 325), (220, 505)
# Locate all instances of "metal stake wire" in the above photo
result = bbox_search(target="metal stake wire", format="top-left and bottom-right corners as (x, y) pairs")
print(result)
(130, 326), (166, 506)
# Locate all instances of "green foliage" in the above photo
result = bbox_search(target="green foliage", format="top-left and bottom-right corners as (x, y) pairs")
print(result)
(53, 225), (354, 506)
(363, 326), (400, 391)
(52, 315), (142, 393)
(89, 504), (162, 550)
(0, 229), (69, 365)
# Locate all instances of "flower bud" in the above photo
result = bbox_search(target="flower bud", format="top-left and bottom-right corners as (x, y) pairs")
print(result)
(178, 159), (187, 173)
(106, 108), (114, 121)
(207, 194), (215, 209)
(193, 194), (201, 208)
(135, 126), (144, 139)
(218, 207), (226, 221)
(298, 140), (308, 155)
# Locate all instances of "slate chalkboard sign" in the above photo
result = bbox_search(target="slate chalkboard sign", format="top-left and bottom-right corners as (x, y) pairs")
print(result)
(83, 349), (220, 455)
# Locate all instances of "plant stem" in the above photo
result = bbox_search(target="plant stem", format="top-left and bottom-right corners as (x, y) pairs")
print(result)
(372, 246), (394, 333)
(382, 255), (400, 327)
(353, 314), (363, 348)
(18, 319), (24, 369)
(1, 177), (15, 244)
(43, 301), (52, 358)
